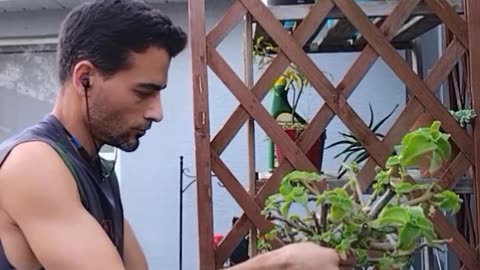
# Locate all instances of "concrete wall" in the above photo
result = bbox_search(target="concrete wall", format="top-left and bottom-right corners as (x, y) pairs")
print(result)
(0, 1), (443, 269)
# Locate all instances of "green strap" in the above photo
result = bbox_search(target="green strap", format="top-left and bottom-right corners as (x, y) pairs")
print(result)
(50, 143), (88, 206)
(100, 158), (119, 184)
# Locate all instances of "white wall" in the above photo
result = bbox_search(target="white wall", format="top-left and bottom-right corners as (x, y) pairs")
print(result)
(0, 1), (442, 269)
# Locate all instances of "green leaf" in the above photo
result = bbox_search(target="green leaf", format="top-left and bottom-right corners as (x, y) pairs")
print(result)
(392, 182), (416, 194)
(374, 170), (390, 185)
(435, 134), (451, 160)
(354, 249), (368, 265)
(282, 171), (321, 184)
(407, 206), (436, 243)
(386, 155), (400, 168)
(338, 131), (356, 140)
(428, 150), (443, 174)
(333, 144), (363, 159)
(279, 181), (293, 196)
(325, 139), (358, 150)
(291, 186), (308, 207)
(376, 206), (409, 227)
(367, 103), (375, 128)
(399, 132), (436, 167)
(371, 104), (399, 133)
(377, 256), (410, 270)
(336, 238), (352, 255)
(430, 120), (441, 131)
(280, 201), (292, 217)
(435, 190), (462, 214)
(398, 222), (422, 250)
(329, 205), (348, 222)
(377, 256), (396, 270)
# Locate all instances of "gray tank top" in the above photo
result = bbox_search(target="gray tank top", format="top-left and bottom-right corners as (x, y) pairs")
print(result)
(0, 114), (124, 269)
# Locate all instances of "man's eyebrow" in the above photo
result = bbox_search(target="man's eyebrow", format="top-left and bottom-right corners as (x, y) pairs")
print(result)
(136, 82), (167, 91)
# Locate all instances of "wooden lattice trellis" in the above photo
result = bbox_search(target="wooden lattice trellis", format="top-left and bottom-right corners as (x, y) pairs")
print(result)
(188, 0), (480, 269)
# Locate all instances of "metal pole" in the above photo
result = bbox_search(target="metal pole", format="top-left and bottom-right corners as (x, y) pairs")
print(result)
(179, 156), (184, 270)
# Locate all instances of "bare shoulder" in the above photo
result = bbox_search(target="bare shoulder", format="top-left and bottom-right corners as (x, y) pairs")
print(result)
(0, 141), (126, 269)
(0, 140), (81, 215)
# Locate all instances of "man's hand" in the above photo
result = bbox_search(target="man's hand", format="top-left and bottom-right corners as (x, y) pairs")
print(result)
(229, 242), (339, 270)
(276, 242), (340, 270)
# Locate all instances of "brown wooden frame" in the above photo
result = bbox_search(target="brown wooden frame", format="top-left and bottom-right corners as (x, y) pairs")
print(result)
(188, 0), (480, 269)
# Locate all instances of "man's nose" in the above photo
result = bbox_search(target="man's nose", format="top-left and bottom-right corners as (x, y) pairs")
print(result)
(145, 94), (163, 123)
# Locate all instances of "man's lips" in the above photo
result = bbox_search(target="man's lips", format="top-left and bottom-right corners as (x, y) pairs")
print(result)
(134, 128), (147, 136)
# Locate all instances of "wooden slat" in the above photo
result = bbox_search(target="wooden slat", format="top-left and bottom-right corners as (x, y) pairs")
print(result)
(261, 0), (464, 21)
(210, 152), (283, 249)
(434, 154), (477, 270)
(215, 158), (294, 264)
(241, 0), (391, 168)
(424, 0), (468, 48)
(206, 46), (317, 171)
(430, 210), (478, 270)
(215, 213), (255, 264)
(460, 248), (480, 270)
(188, 0), (215, 269)
(438, 153), (471, 188)
(243, 12), (258, 259)
(333, 0), (474, 165)
(211, 0), (335, 155)
(357, 39), (466, 188)
(207, 0), (247, 47)
(466, 0), (480, 259)
(211, 153), (273, 234)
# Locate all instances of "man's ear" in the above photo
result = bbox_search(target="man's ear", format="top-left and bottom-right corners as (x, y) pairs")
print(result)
(71, 60), (95, 96)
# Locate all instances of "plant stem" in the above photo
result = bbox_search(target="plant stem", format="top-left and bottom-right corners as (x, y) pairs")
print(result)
(368, 188), (395, 218)
(346, 172), (365, 207)
(269, 214), (316, 236)
(392, 239), (451, 258)
(404, 192), (434, 206)
(301, 179), (320, 196)
(369, 241), (395, 251)
(311, 212), (322, 234)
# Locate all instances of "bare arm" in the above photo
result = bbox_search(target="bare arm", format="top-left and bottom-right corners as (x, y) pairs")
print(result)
(226, 242), (340, 270)
(227, 249), (286, 270)
(123, 219), (148, 270)
(0, 141), (126, 270)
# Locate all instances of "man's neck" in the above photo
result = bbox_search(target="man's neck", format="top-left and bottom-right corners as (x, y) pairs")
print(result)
(51, 95), (100, 156)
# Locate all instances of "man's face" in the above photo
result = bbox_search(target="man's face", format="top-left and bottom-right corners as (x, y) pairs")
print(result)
(87, 46), (170, 152)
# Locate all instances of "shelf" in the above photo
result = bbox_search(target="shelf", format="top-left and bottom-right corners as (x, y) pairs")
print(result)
(257, 0), (464, 21)
(253, 0), (464, 53)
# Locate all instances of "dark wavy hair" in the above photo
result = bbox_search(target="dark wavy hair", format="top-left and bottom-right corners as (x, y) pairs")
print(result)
(57, 0), (188, 83)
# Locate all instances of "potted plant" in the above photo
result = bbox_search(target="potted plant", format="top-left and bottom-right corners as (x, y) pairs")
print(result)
(258, 121), (462, 269)
(325, 103), (399, 179)
(253, 36), (328, 171)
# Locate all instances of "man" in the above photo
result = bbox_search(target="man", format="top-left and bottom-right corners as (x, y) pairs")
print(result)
(0, 0), (340, 269)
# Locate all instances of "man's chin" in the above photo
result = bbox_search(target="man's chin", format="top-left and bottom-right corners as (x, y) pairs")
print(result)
(118, 140), (140, 153)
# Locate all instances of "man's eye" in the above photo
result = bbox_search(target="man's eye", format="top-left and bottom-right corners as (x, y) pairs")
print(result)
(135, 90), (152, 97)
